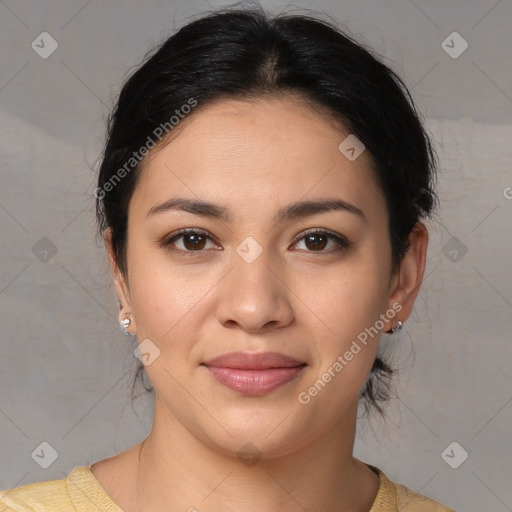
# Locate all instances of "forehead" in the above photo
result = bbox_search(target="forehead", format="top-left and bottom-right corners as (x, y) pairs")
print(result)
(130, 96), (386, 224)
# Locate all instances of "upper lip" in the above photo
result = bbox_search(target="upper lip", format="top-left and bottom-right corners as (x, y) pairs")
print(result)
(202, 351), (306, 370)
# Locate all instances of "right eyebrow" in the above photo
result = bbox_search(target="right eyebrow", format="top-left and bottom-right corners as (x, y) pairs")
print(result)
(146, 197), (230, 221)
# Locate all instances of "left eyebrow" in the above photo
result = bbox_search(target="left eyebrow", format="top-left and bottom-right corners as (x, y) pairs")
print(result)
(274, 198), (367, 225)
(145, 197), (367, 224)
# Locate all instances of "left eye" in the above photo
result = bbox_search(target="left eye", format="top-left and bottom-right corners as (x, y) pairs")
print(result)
(292, 229), (351, 252)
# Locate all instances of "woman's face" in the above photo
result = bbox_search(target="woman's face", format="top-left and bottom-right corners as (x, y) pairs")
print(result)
(108, 96), (423, 458)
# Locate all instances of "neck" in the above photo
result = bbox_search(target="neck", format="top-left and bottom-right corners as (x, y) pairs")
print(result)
(132, 398), (379, 512)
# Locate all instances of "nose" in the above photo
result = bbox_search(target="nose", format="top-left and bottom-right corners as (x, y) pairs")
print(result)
(215, 251), (294, 333)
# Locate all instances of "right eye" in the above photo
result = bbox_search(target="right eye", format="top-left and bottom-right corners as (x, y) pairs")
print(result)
(162, 228), (221, 253)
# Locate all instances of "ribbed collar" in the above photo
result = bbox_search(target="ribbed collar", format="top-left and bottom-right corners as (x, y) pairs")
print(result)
(366, 464), (398, 511)
(66, 463), (397, 511)
(66, 465), (123, 512)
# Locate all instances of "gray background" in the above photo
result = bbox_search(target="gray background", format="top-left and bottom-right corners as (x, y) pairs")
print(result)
(1, 1), (511, 511)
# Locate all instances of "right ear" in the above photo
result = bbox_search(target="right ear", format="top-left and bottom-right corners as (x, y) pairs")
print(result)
(104, 227), (132, 316)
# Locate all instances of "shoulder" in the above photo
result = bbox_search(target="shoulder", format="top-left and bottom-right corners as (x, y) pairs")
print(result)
(369, 465), (457, 512)
(1, 465), (123, 512)
(0, 473), (70, 512)
(394, 481), (457, 511)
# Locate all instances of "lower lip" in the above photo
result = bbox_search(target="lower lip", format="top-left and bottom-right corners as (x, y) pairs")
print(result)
(204, 365), (307, 396)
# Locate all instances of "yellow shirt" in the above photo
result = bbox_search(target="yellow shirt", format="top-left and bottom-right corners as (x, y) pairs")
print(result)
(0, 464), (456, 511)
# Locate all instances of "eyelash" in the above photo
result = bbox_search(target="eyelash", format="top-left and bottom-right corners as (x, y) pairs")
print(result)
(161, 227), (352, 255)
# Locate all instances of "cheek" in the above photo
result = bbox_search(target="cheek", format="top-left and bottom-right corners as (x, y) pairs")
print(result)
(293, 273), (386, 415)
(302, 258), (389, 335)
(127, 245), (212, 344)
(293, 251), (390, 378)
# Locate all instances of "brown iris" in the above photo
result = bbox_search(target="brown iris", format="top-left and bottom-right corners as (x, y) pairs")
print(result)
(304, 233), (328, 251)
(182, 233), (207, 251)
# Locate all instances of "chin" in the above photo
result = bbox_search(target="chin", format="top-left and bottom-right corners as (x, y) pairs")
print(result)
(188, 406), (315, 462)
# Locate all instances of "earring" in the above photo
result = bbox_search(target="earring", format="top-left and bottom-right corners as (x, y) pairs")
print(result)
(120, 312), (132, 335)
(386, 320), (403, 334)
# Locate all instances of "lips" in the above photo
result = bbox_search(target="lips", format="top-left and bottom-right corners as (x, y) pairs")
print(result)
(202, 351), (307, 395)
(203, 351), (305, 370)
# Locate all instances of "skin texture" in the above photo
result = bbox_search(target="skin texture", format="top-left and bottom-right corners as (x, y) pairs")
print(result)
(92, 96), (428, 512)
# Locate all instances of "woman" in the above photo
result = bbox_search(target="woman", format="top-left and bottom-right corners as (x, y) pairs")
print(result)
(0, 5), (456, 511)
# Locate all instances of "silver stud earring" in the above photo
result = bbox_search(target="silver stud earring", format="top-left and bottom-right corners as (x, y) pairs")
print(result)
(120, 312), (132, 335)
(386, 320), (403, 334)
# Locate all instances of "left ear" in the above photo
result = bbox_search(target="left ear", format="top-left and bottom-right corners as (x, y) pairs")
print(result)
(385, 222), (429, 328)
